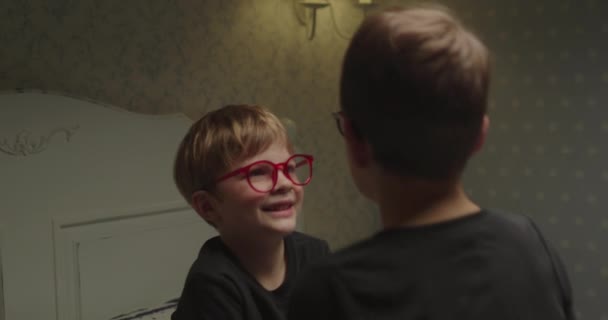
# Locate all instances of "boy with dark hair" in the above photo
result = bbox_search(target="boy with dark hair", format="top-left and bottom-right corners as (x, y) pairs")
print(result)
(288, 6), (574, 320)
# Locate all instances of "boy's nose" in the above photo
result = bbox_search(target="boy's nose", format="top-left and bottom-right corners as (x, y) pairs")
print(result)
(272, 169), (293, 193)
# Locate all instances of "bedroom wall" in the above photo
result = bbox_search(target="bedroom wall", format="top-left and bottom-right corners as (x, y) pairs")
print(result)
(2, 0), (607, 319)
(455, 1), (608, 318)
(0, 0), (378, 250)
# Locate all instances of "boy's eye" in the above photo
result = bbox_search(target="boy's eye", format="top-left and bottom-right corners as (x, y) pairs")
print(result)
(249, 168), (266, 176)
(248, 164), (273, 177)
(295, 159), (307, 168)
(286, 163), (296, 173)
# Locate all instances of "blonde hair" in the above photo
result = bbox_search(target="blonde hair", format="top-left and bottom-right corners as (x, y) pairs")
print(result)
(173, 105), (293, 205)
(340, 5), (491, 179)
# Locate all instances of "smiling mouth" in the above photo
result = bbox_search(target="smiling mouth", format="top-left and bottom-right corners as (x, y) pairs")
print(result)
(261, 202), (294, 212)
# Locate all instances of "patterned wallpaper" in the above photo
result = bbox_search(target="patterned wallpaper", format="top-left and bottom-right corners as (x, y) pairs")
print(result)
(2, 0), (607, 318)
(0, 0), (378, 248)
(449, 0), (608, 318)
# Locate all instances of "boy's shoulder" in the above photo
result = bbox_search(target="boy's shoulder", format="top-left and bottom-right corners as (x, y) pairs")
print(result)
(287, 231), (331, 263)
(324, 209), (539, 264)
(293, 209), (546, 291)
(188, 233), (330, 277)
(188, 236), (240, 278)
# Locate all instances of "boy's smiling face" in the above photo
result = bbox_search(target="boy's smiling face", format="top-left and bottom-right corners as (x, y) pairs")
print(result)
(211, 142), (303, 240)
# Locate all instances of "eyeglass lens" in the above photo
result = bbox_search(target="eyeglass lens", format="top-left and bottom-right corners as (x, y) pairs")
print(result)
(247, 155), (312, 192)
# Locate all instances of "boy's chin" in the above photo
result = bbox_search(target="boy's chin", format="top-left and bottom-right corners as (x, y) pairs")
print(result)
(264, 219), (297, 236)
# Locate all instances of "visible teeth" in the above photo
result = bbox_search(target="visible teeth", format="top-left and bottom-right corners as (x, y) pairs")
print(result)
(265, 204), (291, 211)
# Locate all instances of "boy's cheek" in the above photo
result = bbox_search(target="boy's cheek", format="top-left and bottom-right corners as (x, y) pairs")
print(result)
(294, 186), (304, 200)
(295, 189), (305, 211)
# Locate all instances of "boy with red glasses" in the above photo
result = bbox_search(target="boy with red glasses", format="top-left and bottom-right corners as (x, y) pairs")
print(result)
(288, 5), (574, 320)
(171, 104), (329, 320)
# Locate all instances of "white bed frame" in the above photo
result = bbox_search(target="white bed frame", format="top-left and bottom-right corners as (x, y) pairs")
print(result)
(0, 91), (217, 320)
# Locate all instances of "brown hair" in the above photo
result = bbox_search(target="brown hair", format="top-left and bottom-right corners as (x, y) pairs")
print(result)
(340, 5), (491, 179)
(173, 104), (293, 205)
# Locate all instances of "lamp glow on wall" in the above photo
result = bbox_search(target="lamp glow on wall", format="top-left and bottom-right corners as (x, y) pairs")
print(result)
(295, 0), (374, 40)
(299, 0), (330, 40)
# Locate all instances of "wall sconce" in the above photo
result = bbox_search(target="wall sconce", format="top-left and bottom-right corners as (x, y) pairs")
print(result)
(298, 0), (329, 40)
(294, 0), (374, 40)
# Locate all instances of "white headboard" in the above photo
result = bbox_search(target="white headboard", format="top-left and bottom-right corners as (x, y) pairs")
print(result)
(0, 91), (216, 320)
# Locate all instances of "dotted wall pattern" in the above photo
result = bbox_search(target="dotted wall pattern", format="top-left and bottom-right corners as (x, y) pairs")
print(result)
(1, 0), (606, 318)
(448, 0), (608, 318)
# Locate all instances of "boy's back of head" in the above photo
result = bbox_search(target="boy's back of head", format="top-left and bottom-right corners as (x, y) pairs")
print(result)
(340, 5), (491, 180)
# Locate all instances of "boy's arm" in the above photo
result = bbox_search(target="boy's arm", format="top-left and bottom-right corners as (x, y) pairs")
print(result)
(528, 218), (576, 320)
(546, 244), (576, 320)
(171, 274), (243, 320)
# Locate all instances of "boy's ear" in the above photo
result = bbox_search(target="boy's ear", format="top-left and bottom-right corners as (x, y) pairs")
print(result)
(472, 115), (490, 154)
(191, 190), (220, 225)
(343, 118), (373, 168)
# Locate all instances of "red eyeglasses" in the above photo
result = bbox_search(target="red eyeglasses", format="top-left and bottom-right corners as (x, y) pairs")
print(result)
(216, 154), (314, 193)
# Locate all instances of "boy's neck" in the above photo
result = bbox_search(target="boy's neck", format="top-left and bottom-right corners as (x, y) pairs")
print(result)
(222, 233), (287, 291)
(374, 173), (480, 229)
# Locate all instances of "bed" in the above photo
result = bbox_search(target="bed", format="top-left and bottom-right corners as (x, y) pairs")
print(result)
(110, 298), (179, 320)
(0, 91), (216, 320)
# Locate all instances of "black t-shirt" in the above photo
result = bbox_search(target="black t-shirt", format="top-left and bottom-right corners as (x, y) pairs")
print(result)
(288, 210), (575, 320)
(172, 232), (330, 320)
